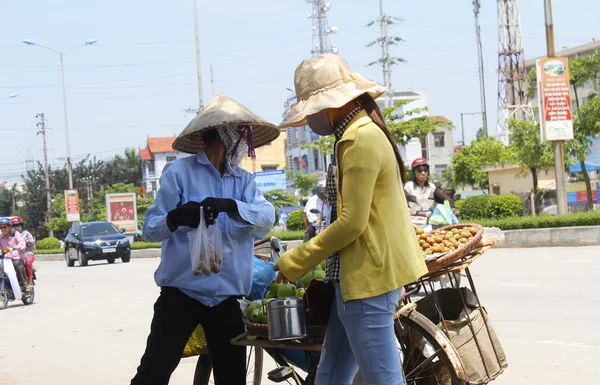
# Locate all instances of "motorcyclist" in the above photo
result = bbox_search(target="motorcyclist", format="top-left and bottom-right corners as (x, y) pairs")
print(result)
(404, 158), (458, 229)
(11, 217), (35, 286)
(0, 217), (28, 293)
(303, 185), (329, 242)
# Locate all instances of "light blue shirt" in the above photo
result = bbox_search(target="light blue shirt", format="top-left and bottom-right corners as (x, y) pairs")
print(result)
(143, 150), (275, 307)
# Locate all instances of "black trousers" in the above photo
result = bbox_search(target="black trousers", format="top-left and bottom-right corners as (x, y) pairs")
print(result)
(303, 224), (316, 242)
(131, 287), (246, 385)
(11, 259), (27, 291)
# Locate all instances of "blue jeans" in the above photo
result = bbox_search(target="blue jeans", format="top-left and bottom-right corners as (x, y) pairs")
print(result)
(315, 282), (404, 385)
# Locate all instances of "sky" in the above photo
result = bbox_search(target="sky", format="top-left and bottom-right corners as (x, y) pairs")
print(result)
(1, 0), (599, 183)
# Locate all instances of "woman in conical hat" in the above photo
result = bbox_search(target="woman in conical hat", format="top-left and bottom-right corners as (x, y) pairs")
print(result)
(131, 94), (277, 385)
(274, 54), (428, 384)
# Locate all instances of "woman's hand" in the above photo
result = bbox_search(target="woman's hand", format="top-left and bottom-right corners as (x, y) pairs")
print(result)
(273, 263), (290, 284)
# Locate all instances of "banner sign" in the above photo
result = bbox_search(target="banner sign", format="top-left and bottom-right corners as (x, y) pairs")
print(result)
(278, 206), (303, 227)
(65, 190), (81, 222)
(105, 193), (138, 233)
(254, 170), (287, 192)
(536, 57), (574, 141)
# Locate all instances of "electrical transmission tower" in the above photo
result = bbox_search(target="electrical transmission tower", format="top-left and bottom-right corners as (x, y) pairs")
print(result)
(497, 0), (533, 143)
(307, 0), (338, 56)
(366, 0), (404, 109)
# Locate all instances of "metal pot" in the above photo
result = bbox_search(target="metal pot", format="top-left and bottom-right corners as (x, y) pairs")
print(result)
(267, 297), (308, 341)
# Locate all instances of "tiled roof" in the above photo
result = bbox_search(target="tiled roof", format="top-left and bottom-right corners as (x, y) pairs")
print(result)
(147, 137), (176, 154)
(139, 148), (152, 161)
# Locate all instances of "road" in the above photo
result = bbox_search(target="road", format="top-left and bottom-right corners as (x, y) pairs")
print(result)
(1, 246), (599, 385)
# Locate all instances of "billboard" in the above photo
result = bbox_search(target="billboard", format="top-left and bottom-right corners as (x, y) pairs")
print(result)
(254, 170), (286, 192)
(65, 190), (81, 222)
(536, 57), (574, 141)
(278, 206), (303, 227)
(569, 136), (600, 172)
(105, 193), (138, 233)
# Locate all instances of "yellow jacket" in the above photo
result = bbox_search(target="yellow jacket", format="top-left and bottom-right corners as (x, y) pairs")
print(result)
(277, 111), (428, 301)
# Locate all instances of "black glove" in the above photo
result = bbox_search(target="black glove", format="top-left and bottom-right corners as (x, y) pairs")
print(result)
(166, 201), (202, 231)
(200, 197), (238, 226)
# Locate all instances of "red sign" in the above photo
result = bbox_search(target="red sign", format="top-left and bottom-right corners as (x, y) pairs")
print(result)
(576, 190), (597, 202)
(64, 190), (81, 222)
(537, 58), (574, 141)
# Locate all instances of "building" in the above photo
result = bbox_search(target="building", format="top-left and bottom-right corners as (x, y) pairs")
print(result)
(485, 164), (556, 196)
(140, 132), (288, 196)
(140, 137), (189, 196)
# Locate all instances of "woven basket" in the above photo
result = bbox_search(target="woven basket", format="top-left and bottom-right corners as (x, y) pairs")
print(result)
(424, 223), (484, 273)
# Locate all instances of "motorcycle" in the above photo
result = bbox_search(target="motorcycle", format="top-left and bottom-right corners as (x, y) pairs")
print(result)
(0, 248), (35, 309)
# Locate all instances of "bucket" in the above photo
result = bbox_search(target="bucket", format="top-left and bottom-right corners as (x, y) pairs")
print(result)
(267, 297), (308, 341)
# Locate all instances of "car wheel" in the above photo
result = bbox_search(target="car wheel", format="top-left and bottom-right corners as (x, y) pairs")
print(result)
(106, 257), (116, 264)
(78, 249), (88, 267)
(65, 249), (75, 267)
(121, 254), (131, 263)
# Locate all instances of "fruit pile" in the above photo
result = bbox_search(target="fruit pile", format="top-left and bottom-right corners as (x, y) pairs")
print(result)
(415, 226), (478, 256)
(245, 261), (326, 325)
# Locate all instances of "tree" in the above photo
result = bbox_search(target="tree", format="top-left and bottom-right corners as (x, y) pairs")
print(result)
(301, 135), (335, 168)
(262, 189), (300, 224)
(0, 187), (12, 216)
(45, 193), (72, 240)
(508, 119), (555, 212)
(292, 172), (319, 197)
(450, 136), (510, 190)
(565, 94), (600, 210)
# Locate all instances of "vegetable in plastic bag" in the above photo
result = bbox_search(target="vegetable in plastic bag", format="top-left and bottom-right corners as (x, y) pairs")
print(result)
(188, 208), (224, 276)
(429, 203), (459, 226)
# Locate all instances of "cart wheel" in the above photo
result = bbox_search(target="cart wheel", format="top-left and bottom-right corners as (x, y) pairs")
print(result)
(396, 313), (468, 385)
(193, 346), (263, 385)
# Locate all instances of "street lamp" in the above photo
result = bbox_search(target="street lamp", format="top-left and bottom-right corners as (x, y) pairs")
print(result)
(23, 38), (97, 190)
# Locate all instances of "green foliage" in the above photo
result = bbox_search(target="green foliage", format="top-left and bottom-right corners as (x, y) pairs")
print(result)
(454, 199), (465, 213)
(484, 194), (523, 219)
(45, 193), (74, 240)
(292, 172), (319, 197)
(285, 209), (305, 231)
(475, 211), (600, 230)
(459, 195), (491, 220)
(130, 242), (162, 249)
(451, 137), (510, 189)
(268, 230), (305, 241)
(36, 237), (61, 250)
(302, 135), (335, 156)
(383, 102), (454, 146)
(33, 248), (63, 255)
(263, 189), (300, 224)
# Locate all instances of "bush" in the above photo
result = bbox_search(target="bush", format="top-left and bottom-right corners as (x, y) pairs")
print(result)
(454, 200), (465, 213)
(459, 195), (491, 220)
(285, 209), (305, 231)
(36, 237), (61, 250)
(484, 194), (523, 219)
(268, 230), (305, 241)
(473, 211), (600, 230)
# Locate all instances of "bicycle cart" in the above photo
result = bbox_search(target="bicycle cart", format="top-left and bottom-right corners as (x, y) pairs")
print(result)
(196, 225), (508, 384)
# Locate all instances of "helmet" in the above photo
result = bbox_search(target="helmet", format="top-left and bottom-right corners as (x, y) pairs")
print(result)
(411, 158), (430, 170)
(11, 217), (23, 226)
(0, 217), (11, 226)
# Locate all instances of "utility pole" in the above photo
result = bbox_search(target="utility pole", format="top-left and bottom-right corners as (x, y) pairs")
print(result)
(543, 0), (567, 215)
(460, 112), (484, 145)
(472, 0), (489, 137)
(210, 64), (215, 98)
(193, 0), (204, 113)
(367, 1), (403, 109)
(36, 113), (53, 238)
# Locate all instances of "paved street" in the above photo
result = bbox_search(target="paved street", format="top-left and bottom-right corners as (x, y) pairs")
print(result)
(1, 246), (600, 385)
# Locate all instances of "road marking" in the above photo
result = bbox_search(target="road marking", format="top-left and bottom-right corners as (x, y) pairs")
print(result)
(532, 340), (600, 349)
(499, 283), (539, 287)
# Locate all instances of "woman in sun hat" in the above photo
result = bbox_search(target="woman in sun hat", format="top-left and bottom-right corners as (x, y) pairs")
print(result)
(131, 94), (277, 385)
(274, 54), (428, 384)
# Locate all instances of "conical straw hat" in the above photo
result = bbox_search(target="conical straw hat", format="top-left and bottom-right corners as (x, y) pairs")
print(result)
(173, 93), (280, 154)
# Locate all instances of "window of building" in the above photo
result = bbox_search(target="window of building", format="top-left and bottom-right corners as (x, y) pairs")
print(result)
(433, 132), (445, 148)
(313, 150), (320, 170)
(301, 155), (309, 174)
(261, 165), (277, 171)
(492, 185), (501, 195)
(166, 156), (176, 162)
(434, 165), (447, 180)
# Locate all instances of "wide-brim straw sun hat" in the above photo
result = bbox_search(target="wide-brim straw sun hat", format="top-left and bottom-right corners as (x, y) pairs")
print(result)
(280, 54), (387, 128)
(173, 93), (280, 154)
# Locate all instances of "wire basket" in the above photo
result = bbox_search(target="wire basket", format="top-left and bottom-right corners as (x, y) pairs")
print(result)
(424, 223), (484, 273)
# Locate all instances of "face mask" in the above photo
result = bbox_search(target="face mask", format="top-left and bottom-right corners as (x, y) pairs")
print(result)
(307, 111), (334, 136)
(217, 126), (249, 176)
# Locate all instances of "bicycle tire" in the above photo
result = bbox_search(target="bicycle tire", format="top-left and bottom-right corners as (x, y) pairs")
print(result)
(396, 312), (468, 385)
(193, 346), (263, 385)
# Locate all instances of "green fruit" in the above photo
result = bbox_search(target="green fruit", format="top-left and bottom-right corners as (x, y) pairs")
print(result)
(277, 283), (297, 298)
(258, 313), (268, 324)
(315, 263), (324, 272)
(313, 270), (326, 280)
(270, 282), (279, 297)
(296, 288), (306, 298)
(265, 291), (274, 299)
(250, 308), (262, 323)
(246, 302), (260, 318)
(300, 273), (313, 288)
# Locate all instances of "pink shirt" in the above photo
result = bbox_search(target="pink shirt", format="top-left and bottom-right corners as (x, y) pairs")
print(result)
(0, 231), (26, 260)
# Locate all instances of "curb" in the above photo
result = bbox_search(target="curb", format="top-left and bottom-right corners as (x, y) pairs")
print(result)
(35, 248), (162, 262)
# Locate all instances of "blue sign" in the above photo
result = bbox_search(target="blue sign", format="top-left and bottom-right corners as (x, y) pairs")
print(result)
(569, 136), (600, 172)
(254, 170), (287, 192)
(279, 206), (303, 226)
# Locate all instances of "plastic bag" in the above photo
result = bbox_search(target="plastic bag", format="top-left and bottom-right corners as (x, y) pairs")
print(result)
(482, 227), (505, 243)
(188, 208), (223, 275)
(248, 256), (277, 301)
(429, 203), (459, 226)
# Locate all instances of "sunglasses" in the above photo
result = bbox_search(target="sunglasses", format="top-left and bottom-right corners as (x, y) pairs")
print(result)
(414, 167), (429, 173)
(0, 226), (10, 230)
